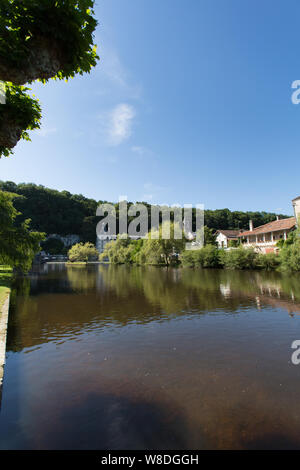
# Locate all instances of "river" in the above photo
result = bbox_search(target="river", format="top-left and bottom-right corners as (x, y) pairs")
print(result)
(0, 264), (300, 449)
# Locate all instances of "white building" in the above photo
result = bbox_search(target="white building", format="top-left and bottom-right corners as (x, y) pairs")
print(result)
(216, 230), (239, 249)
(238, 217), (296, 253)
(96, 234), (143, 254)
(96, 235), (117, 254)
(292, 196), (300, 225)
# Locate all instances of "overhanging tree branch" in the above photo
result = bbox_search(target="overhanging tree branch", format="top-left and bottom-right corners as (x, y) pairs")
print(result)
(0, 0), (99, 157)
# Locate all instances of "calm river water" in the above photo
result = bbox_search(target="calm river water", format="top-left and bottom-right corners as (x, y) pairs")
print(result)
(0, 264), (300, 449)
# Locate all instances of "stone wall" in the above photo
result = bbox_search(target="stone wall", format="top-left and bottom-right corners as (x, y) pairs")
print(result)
(293, 199), (300, 225)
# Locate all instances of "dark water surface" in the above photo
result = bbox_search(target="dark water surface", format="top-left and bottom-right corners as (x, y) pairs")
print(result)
(1, 264), (300, 449)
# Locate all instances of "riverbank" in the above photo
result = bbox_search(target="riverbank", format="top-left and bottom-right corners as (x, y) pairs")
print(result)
(0, 295), (10, 389)
(0, 266), (12, 389)
(0, 266), (12, 311)
(101, 243), (300, 272)
(66, 261), (103, 266)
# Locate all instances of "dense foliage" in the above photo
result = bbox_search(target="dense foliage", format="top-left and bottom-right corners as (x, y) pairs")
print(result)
(203, 226), (217, 245)
(279, 239), (300, 272)
(219, 246), (258, 270)
(0, 181), (99, 238)
(41, 237), (65, 255)
(181, 245), (220, 268)
(0, 190), (45, 272)
(182, 246), (282, 271)
(204, 208), (288, 231)
(181, 239), (300, 272)
(99, 238), (137, 265)
(0, 182), (289, 242)
(140, 223), (185, 266)
(255, 252), (280, 270)
(100, 224), (185, 266)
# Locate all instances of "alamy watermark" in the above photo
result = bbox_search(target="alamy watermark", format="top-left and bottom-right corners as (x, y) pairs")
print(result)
(96, 197), (204, 250)
(291, 340), (300, 365)
(0, 81), (6, 105)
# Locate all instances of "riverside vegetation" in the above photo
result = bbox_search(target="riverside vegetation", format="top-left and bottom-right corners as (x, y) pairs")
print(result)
(0, 182), (298, 273)
(98, 223), (300, 272)
(0, 190), (44, 309)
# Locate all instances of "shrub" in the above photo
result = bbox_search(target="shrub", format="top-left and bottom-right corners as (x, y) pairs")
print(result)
(181, 250), (195, 267)
(195, 244), (220, 268)
(256, 253), (280, 270)
(279, 243), (300, 272)
(181, 245), (220, 268)
(220, 246), (257, 270)
(68, 242), (98, 262)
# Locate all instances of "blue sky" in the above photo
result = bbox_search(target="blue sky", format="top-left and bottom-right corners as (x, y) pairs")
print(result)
(1, 0), (300, 214)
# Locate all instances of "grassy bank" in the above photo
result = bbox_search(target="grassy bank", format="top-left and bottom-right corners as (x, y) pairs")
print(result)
(0, 266), (12, 311)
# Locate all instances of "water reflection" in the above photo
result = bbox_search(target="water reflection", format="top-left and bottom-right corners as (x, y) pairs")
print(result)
(6, 265), (300, 353)
(1, 264), (300, 449)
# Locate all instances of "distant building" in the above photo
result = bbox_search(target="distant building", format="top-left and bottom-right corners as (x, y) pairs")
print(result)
(216, 230), (239, 249)
(96, 235), (117, 254)
(238, 217), (296, 253)
(96, 234), (142, 254)
(292, 196), (300, 225)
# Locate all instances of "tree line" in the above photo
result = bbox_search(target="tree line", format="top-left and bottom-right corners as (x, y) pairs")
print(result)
(0, 182), (289, 243)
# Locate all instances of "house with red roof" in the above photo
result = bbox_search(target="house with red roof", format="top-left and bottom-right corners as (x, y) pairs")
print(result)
(238, 216), (296, 253)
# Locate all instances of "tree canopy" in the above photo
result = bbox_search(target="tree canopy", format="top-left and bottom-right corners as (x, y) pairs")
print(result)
(0, 0), (99, 156)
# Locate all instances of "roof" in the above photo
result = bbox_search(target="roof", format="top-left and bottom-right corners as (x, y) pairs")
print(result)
(239, 217), (296, 237)
(216, 230), (240, 238)
(292, 196), (300, 202)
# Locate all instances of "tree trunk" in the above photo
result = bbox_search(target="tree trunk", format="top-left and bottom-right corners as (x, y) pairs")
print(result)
(0, 119), (23, 149)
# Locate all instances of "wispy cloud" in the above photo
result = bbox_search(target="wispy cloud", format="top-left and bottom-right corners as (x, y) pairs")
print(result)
(144, 182), (167, 192)
(143, 193), (153, 201)
(103, 49), (129, 88)
(98, 46), (142, 100)
(131, 145), (153, 157)
(36, 127), (57, 137)
(104, 103), (136, 146)
(141, 182), (169, 202)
